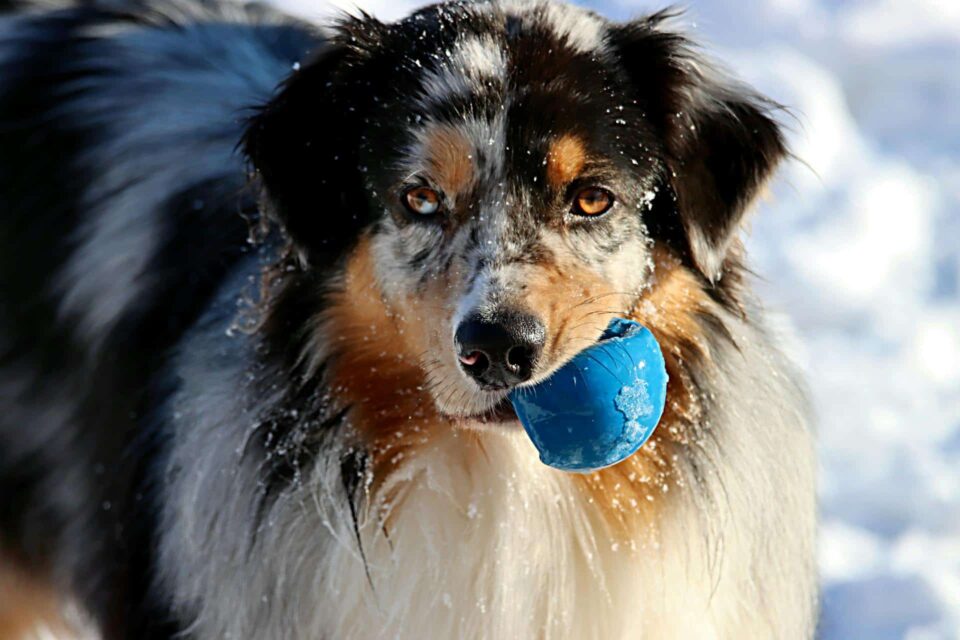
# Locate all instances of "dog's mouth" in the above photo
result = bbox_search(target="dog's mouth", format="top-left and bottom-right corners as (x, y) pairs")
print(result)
(456, 395), (519, 426)
(440, 317), (614, 427)
(443, 349), (581, 427)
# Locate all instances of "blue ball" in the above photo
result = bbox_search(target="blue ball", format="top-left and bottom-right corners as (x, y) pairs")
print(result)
(508, 318), (668, 473)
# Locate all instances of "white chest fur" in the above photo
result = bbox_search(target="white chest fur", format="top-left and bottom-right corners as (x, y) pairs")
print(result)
(306, 429), (735, 640)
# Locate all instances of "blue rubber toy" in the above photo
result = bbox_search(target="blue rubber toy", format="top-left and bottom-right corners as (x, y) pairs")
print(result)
(508, 318), (668, 473)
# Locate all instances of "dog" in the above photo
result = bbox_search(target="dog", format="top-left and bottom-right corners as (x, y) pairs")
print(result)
(0, 0), (817, 637)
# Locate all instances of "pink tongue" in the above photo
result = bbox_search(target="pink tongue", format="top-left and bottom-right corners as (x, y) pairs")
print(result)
(459, 352), (481, 366)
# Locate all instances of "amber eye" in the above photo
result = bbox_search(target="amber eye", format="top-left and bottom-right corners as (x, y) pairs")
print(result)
(572, 187), (614, 217)
(403, 186), (442, 216)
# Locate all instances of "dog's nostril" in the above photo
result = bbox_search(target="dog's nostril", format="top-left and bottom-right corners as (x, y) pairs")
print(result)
(459, 350), (489, 374)
(506, 346), (532, 372)
(459, 351), (482, 366)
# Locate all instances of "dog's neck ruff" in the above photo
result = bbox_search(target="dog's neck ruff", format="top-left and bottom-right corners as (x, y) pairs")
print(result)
(300, 427), (726, 639)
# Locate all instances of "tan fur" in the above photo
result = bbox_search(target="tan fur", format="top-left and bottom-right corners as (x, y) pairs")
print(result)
(0, 560), (70, 640)
(422, 124), (476, 199)
(632, 249), (715, 354)
(321, 235), (444, 486)
(546, 134), (587, 188)
(521, 246), (627, 366)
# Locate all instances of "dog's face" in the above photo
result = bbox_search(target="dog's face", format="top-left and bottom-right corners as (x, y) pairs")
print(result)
(244, 1), (785, 423)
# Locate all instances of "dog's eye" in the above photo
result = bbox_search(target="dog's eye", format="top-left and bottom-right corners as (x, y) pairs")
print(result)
(403, 187), (442, 216)
(572, 188), (614, 217)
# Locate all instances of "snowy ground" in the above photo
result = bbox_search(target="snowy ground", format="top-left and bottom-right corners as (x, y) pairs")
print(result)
(270, 0), (960, 636)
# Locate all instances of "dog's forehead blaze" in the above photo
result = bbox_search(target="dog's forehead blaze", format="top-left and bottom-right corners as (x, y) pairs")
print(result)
(421, 124), (476, 197)
(546, 134), (588, 189)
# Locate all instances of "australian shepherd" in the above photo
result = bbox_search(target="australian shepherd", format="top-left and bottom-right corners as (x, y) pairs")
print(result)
(0, 0), (817, 638)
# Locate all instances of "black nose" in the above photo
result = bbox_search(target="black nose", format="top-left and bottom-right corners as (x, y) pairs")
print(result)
(455, 310), (546, 390)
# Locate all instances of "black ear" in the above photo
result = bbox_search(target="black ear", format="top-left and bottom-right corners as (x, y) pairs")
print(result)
(609, 14), (787, 282)
(243, 17), (387, 264)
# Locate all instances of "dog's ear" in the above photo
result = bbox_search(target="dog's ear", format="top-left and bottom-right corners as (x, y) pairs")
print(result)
(608, 15), (787, 282)
(243, 17), (387, 264)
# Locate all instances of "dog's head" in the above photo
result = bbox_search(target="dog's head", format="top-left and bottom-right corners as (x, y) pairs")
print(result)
(244, 1), (785, 424)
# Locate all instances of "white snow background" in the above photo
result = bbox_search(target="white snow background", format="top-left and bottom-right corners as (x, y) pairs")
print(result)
(276, 0), (960, 636)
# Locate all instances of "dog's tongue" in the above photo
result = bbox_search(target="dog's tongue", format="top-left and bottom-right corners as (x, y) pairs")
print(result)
(508, 318), (668, 473)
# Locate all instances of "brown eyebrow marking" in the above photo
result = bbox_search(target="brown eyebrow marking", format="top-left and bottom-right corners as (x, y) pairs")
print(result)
(546, 134), (587, 189)
(423, 124), (475, 198)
